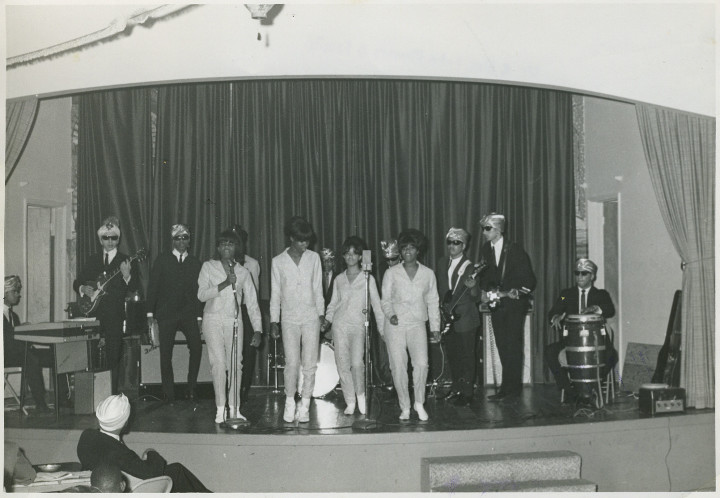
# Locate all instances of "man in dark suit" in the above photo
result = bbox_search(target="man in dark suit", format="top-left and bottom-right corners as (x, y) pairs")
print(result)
(478, 213), (537, 401)
(545, 258), (617, 402)
(437, 227), (483, 406)
(77, 394), (210, 492)
(146, 224), (203, 403)
(320, 248), (336, 307)
(3, 276), (50, 412)
(73, 217), (140, 394)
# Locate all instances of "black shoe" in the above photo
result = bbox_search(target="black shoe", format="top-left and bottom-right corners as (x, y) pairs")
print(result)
(162, 395), (175, 406)
(453, 394), (473, 407)
(487, 391), (508, 401)
(185, 389), (197, 401)
(33, 402), (51, 413)
(439, 390), (461, 401)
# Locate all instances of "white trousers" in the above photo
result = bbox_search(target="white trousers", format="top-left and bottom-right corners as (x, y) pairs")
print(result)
(282, 318), (320, 399)
(203, 315), (243, 408)
(332, 322), (366, 405)
(386, 322), (428, 412)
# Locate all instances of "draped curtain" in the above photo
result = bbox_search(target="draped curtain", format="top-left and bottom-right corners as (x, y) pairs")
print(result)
(635, 105), (715, 409)
(5, 98), (39, 184)
(79, 79), (575, 380)
(77, 89), (153, 281)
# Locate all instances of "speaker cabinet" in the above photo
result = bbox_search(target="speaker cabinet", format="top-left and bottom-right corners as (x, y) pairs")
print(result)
(74, 370), (112, 414)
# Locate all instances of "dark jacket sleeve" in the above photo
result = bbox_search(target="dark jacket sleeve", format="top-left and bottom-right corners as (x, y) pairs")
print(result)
(77, 429), (165, 480)
(548, 288), (573, 322)
(590, 288), (616, 319)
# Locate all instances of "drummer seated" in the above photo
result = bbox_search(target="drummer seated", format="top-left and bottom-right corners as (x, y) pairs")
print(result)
(544, 258), (616, 403)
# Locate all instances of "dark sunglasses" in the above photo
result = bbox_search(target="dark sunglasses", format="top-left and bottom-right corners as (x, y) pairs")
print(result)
(173, 235), (190, 241)
(446, 239), (463, 246)
(482, 226), (494, 232)
(101, 235), (119, 241)
(574, 271), (592, 276)
(385, 256), (400, 262)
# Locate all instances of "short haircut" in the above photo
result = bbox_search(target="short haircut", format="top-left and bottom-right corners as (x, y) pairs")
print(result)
(340, 236), (367, 256)
(90, 462), (125, 493)
(213, 229), (244, 260)
(229, 224), (249, 246)
(397, 229), (426, 255)
(284, 216), (314, 242)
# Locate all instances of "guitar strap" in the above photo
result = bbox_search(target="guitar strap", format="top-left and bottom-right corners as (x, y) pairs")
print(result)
(452, 259), (472, 293)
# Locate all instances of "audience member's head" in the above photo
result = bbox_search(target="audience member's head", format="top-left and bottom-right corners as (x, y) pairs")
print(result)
(91, 462), (126, 493)
(4, 275), (22, 307)
(96, 394), (131, 435)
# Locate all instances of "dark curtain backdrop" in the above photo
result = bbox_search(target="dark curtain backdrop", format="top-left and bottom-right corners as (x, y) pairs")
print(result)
(78, 89), (153, 281)
(78, 79), (575, 382)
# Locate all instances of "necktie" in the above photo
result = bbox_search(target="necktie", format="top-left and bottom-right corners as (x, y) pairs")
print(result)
(104, 253), (109, 266)
(178, 254), (183, 264)
(580, 289), (586, 313)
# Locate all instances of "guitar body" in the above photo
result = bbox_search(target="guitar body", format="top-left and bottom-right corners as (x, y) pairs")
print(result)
(73, 249), (147, 318)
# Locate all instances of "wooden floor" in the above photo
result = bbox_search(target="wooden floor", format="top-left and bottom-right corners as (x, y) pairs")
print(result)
(4, 382), (688, 435)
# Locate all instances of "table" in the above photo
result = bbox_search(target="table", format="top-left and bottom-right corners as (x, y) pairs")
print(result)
(11, 470), (91, 493)
(14, 320), (100, 420)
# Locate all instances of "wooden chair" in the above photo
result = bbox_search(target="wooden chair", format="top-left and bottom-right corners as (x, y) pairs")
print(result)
(4, 366), (28, 415)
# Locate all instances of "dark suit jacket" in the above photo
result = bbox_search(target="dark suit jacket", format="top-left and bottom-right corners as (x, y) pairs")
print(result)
(548, 286), (616, 322)
(146, 252), (203, 321)
(73, 251), (141, 321)
(77, 429), (166, 479)
(436, 255), (482, 333)
(478, 239), (536, 301)
(3, 310), (22, 365)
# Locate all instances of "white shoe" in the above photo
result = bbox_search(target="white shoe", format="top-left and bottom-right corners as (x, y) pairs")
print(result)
(283, 399), (296, 423)
(215, 407), (225, 424)
(399, 409), (410, 420)
(344, 403), (356, 415)
(414, 402), (429, 421)
(357, 394), (366, 415)
(297, 406), (310, 423)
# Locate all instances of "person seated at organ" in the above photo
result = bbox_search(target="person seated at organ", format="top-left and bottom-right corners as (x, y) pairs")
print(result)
(77, 394), (210, 492)
(544, 258), (617, 403)
(3, 276), (52, 413)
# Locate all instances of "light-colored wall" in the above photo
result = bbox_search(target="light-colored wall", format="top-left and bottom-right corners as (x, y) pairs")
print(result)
(5, 3), (715, 116)
(4, 97), (73, 321)
(584, 97), (683, 357)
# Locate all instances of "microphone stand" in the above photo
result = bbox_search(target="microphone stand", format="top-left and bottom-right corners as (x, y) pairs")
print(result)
(225, 260), (250, 429)
(353, 256), (378, 431)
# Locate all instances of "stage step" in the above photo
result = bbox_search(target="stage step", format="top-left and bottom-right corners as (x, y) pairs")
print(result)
(432, 478), (598, 493)
(421, 450), (597, 492)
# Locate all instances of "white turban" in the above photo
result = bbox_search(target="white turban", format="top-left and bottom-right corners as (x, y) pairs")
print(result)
(320, 248), (335, 262)
(97, 216), (121, 240)
(96, 394), (130, 432)
(479, 213), (506, 232)
(575, 258), (598, 274)
(171, 224), (190, 238)
(446, 227), (470, 245)
(5, 275), (21, 294)
(380, 240), (399, 259)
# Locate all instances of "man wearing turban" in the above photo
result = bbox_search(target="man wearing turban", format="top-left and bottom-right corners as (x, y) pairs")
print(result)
(73, 216), (140, 394)
(477, 213), (537, 401)
(436, 227), (483, 406)
(77, 394), (210, 492)
(4, 276), (51, 412)
(146, 224), (203, 403)
(545, 258), (617, 404)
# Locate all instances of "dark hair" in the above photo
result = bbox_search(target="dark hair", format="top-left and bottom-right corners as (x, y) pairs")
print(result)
(341, 236), (367, 257)
(284, 216), (314, 242)
(229, 224), (249, 246)
(213, 229), (244, 260)
(397, 229), (426, 255)
(91, 462), (124, 493)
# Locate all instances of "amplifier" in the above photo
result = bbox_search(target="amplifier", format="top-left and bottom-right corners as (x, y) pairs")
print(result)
(639, 384), (686, 415)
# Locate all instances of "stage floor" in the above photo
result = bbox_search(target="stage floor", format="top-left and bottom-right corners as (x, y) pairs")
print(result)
(4, 383), (701, 435)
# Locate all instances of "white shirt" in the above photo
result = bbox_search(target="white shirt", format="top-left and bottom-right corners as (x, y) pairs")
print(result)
(448, 255), (462, 291)
(100, 429), (120, 441)
(171, 248), (188, 263)
(4, 303), (13, 323)
(491, 237), (504, 266)
(577, 285), (601, 314)
(104, 248), (118, 265)
(270, 248), (324, 324)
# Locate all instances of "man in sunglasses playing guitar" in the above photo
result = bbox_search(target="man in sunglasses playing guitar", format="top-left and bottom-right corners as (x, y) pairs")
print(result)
(478, 213), (536, 401)
(437, 227), (484, 407)
(74, 217), (140, 394)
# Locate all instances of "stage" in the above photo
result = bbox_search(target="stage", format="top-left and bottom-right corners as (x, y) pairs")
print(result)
(4, 384), (715, 492)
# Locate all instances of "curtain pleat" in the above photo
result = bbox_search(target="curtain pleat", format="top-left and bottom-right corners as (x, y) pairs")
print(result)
(635, 105), (715, 408)
(6, 98), (39, 184)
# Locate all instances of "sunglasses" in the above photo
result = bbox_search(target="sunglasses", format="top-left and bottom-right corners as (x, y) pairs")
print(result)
(101, 235), (119, 241)
(446, 239), (463, 246)
(482, 226), (494, 232)
(574, 271), (592, 276)
(173, 235), (190, 241)
(385, 256), (400, 262)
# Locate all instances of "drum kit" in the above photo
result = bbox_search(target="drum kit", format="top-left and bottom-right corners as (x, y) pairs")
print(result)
(561, 314), (612, 409)
(267, 338), (340, 398)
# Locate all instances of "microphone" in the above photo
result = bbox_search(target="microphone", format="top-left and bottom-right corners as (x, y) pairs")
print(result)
(228, 260), (237, 293)
(361, 250), (373, 272)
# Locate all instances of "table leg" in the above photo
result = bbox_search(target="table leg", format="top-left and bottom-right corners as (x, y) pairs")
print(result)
(20, 342), (28, 417)
(52, 344), (60, 421)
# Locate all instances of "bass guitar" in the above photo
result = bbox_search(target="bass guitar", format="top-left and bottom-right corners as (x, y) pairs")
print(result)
(77, 249), (147, 317)
(440, 261), (487, 335)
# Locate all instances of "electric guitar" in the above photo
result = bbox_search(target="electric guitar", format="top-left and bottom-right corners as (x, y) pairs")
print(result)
(440, 261), (487, 335)
(77, 249), (147, 317)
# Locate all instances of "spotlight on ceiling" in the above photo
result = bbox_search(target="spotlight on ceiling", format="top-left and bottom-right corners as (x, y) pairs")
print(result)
(245, 4), (276, 20)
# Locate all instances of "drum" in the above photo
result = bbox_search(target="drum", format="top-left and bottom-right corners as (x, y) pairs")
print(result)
(562, 314), (608, 385)
(298, 341), (340, 398)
